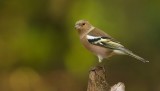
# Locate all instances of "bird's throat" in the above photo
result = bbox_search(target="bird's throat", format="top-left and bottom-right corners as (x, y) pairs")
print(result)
(80, 26), (95, 39)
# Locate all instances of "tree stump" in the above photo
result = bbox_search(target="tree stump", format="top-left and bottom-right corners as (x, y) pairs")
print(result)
(87, 66), (125, 91)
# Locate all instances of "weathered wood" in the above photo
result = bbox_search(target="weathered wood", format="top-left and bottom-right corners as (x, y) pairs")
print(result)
(110, 82), (125, 91)
(87, 66), (125, 91)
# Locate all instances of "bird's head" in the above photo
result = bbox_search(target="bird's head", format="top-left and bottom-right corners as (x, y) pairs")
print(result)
(75, 20), (93, 34)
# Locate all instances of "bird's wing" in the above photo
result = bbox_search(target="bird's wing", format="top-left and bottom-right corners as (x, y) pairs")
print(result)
(87, 35), (124, 50)
(87, 27), (123, 49)
(87, 28), (120, 43)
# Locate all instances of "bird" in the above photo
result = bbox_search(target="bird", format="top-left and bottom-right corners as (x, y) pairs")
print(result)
(75, 19), (149, 63)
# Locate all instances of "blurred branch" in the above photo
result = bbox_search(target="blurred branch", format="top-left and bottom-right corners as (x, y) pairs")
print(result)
(87, 66), (125, 91)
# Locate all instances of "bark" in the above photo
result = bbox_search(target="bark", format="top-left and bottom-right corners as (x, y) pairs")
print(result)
(87, 66), (125, 91)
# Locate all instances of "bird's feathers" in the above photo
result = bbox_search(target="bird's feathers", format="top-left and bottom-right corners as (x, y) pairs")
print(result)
(87, 28), (119, 43)
(118, 47), (149, 63)
(87, 35), (149, 63)
(87, 35), (123, 49)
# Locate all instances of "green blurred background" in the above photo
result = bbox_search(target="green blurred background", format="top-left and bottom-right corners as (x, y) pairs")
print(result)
(0, 0), (160, 91)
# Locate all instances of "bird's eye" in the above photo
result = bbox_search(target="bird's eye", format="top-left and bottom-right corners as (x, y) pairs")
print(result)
(82, 23), (85, 25)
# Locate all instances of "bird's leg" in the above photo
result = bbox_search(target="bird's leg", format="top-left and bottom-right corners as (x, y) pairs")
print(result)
(97, 55), (105, 67)
(98, 55), (103, 63)
(90, 56), (104, 71)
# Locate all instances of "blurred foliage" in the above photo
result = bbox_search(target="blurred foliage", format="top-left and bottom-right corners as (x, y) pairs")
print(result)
(0, 0), (160, 91)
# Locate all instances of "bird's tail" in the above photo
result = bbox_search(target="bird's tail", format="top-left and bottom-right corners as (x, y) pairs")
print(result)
(119, 47), (149, 63)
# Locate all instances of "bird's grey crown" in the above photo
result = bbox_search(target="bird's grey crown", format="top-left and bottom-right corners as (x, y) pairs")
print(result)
(75, 19), (87, 25)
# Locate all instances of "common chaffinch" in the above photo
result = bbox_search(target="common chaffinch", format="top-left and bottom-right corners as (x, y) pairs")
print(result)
(75, 19), (149, 63)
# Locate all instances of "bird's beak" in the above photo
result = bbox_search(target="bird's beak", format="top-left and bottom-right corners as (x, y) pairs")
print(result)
(75, 24), (80, 30)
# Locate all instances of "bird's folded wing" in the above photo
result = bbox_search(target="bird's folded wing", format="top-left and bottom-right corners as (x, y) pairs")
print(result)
(87, 35), (124, 50)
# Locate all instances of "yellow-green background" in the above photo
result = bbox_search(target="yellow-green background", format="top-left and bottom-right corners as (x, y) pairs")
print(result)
(0, 0), (160, 91)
